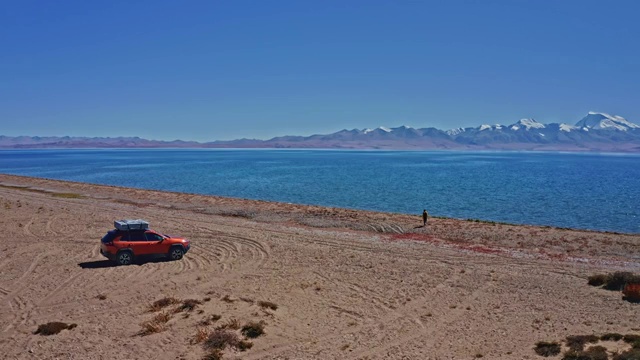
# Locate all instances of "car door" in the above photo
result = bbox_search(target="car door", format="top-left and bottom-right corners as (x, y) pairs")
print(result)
(144, 231), (168, 255)
(127, 231), (152, 255)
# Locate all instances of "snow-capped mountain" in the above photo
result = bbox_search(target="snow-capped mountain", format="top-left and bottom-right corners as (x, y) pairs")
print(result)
(574, 112), (640, 131)
(446, 127), (466, 136)
(2, 112), (640, 152)
(559, 124), (578, 132)
(510, 118), (545, 131)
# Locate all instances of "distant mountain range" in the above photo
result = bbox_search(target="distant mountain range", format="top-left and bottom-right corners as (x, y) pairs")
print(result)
(2, 112), (640, 152)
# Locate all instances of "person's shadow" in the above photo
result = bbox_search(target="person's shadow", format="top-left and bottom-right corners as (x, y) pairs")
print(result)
(413, 225), (425, 229)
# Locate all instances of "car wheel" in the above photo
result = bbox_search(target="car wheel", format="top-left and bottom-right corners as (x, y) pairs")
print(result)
(169, 246), (184, 261)
(116, 251), (133, 266)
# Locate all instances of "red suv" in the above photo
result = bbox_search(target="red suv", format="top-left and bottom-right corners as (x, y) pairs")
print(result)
(100, 229), (190, 265)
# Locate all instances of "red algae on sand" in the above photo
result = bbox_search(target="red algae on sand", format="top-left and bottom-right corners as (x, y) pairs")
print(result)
(388, 232), (437, 243)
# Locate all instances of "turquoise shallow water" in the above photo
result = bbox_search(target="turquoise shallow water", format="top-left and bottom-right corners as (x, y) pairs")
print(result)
(1, 149), (639, 234)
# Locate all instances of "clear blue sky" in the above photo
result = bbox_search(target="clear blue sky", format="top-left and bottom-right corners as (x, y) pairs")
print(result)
(1, 1), (639, 141)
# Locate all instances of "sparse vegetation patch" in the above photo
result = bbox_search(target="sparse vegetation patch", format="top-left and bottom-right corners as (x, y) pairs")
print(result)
(176, 299), (203, 312)
(257, 300), (278, 311)
(139, 319), (167, 336)
(601, 333), (624, 341)
(588, 274), (610, 287)
(588, 272), (640, 291)
(562, 346), (608, 360)
(241, 321), (266, 338)
(193, 327), (211, 344)
(199, 314), (222, 326)
(202, 349), (224, 360)
(566, 335), (600, 351)
(534, 341), (561, 357)
(216, 318), (241, 330)
(149, 297), (180, 312)
(51, 192), (84, 198)
(612, 348), (640, 360)
(536, 333), (640, 360)
(153, 311), (172, 324)
(204, 329), (242, 350)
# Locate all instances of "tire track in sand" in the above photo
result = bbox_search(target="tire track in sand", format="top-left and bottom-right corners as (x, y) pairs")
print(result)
(244, 268), (473, 360)
(194, 226), (270, 270)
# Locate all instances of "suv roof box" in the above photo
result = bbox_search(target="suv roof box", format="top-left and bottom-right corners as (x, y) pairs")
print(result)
(114, 219), (149, 231)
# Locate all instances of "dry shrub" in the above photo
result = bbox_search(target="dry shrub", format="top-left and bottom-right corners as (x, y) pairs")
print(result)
(258, 300), (278, 311)
(613, 348), (640, 360)
(153, 311), (171, 324)
(204, 329), (241, 350)
(623, 335), (640, 350)
(175, 299), (203, 312)
(562, 347), (609, 360)
(237, 339), (253, 351)
(623, 335), (640, 344)
(193, 327), (210, 344)
(199, 314), (222, 326)
(601, 333), (624, 341)
(583, 346), (609, 360)
(149, 297), (180, 312)
(139, 320), (166, 336)
(241, 321), (265, 338)
(34, 322), (77, 336)
(566, 335), (600, 351)
(216, 318), (240, 330)
(97, 294), (107, 300)
(534, 341), (561, 357)
(202, 349), (223, 360)
(588, 274), (610, 287)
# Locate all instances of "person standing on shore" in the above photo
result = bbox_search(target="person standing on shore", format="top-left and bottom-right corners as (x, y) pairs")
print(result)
(422, 209), (429, 227)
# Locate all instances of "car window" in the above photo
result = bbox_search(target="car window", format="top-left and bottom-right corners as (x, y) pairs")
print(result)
(101, 230), (118, 243)
(145, 232), (163, 241)
(125, 231), (146, 241)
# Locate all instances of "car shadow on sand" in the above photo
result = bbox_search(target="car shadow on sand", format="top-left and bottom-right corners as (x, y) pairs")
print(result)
(78, 260), (116, 269)
(78, 258), (169, 269)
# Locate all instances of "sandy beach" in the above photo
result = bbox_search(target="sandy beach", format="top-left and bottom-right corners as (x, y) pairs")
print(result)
(0, 173), (638, 360)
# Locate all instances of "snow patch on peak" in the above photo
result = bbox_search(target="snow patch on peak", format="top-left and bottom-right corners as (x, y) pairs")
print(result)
(559, 123), (577, 132)
(446, 127), (465, 136)
(364, 126), (392, 134)
(479, 124), (492, 131)
(511, 125), (520, 131)
(516, 118), (545, 130)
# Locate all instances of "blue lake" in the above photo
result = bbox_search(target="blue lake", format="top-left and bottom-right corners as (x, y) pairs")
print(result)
(1, 149), (639, 234)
